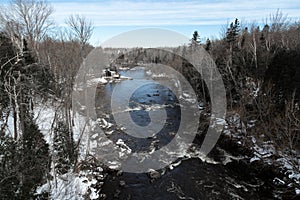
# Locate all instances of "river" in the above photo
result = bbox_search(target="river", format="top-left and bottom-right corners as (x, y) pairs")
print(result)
(91, 67), (285, 199)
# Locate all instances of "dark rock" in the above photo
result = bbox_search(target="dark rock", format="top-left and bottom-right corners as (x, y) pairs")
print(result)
(114, 189), (121, 198)
(148, 169), (161, 179)
(119, 180), (126, 187)
(116, 170), (123, 176)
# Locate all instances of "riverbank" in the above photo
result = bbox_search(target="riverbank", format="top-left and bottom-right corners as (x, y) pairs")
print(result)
(97, 130), (299, 200)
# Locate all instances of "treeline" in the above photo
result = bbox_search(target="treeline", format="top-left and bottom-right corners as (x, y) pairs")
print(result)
(206, 12), (300, 167)
(0, 0), (299, 198)
(208, 12), (300, 103)
(0, 0), (94, 199)
(111, 10), (300, 180)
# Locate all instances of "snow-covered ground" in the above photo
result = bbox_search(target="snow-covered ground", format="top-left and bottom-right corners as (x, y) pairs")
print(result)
(35, 98), (299, 198)
(36, 169), (104, 200)
(2, 72), (299, 198)
(32, 104), (106, 199)
(86, 77), (108, 86)
(223, 112), (300, 195)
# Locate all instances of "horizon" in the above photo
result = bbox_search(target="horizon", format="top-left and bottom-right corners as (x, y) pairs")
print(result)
(1, 0), (300, 47)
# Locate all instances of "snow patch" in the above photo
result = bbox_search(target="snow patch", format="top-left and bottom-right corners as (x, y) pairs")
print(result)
(36, 171), (102, 200)
(87, 77), (108, 86)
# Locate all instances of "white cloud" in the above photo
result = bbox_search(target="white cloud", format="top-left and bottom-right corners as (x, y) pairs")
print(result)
(51, 0), (300, 26)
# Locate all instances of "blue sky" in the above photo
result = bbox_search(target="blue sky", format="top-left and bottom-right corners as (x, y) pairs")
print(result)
(1, 0), (300, 46)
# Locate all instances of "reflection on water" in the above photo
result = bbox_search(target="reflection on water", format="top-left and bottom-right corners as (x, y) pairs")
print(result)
(95, 67), (280, 200)
(95, 67), (181, 152)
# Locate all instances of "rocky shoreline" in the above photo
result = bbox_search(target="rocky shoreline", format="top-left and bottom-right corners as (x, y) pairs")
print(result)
(84, 132), (299, 200)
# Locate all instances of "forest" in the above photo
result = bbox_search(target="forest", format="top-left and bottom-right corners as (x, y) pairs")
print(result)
(0, 0), (299, 199)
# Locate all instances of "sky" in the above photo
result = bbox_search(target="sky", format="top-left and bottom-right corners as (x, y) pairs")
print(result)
(1, 0), (300, 47)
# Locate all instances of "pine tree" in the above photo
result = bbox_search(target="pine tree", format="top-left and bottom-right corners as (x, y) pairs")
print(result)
(225, 18), (244, 105)
(53, 121), (76, 175)
(205, 38), (211, 51)
(0, 32), (51, 199)
(191, 31), (201, 46)
(20, 110), (50, 199)
(0, 135), (21, 199)
(226, 18), (240, 47)
(0, 33), (15, 111)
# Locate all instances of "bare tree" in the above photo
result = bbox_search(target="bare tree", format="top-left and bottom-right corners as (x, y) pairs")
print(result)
(266, 9), (289, 33)
(262, 9), (291, 52)
(0, 0), (53, 51)
(0, 0), (55, 139)
(65, 14), (94, 157)
(66, 14), (94, 48)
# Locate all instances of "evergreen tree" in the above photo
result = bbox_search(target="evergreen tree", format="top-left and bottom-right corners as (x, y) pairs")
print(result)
(191, 31), (201, 46)
(20, 110), (50, 199)
(224, 18), (244, 105)
(265, 49), (300, 103)
(0, 113), (49, 199)
(53, 121), (76, 175)
(226, 18), (240, 47)
(205, 38), (211, 51)
(0, 33), (15, 111)
(0, 135), (21, 199)
(0, 32), (52, 199)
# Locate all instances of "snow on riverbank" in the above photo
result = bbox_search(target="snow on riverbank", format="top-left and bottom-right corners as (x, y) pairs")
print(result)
(32, 104), (109, 199)
(36, 168), (105, 200)
(87, 77), (108, 86)
(223, 112), (300, 195)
